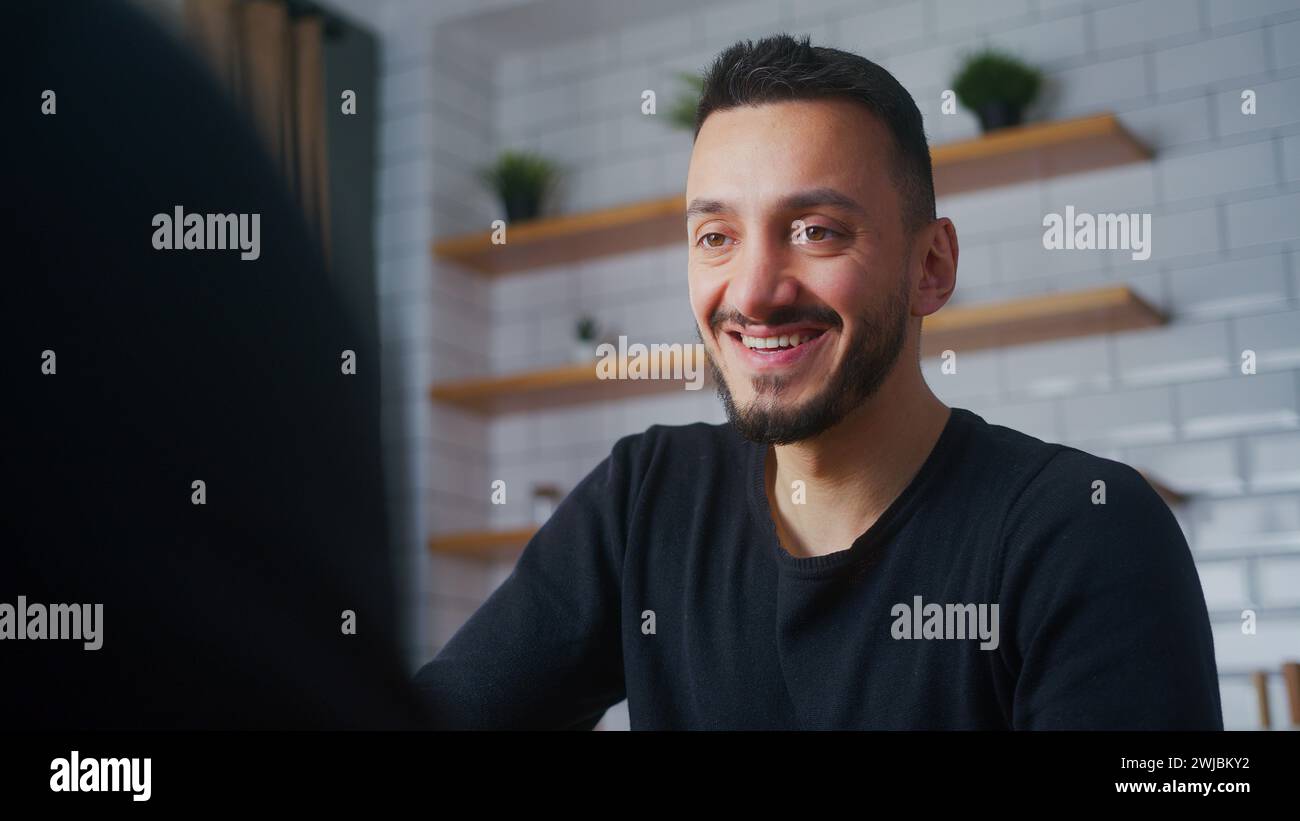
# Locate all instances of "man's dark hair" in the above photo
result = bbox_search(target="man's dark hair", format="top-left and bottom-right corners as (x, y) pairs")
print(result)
(695, 34), (936, 233)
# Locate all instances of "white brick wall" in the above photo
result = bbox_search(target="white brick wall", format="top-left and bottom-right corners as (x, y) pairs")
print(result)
(349, 0), (1300, 729)
(1247, 430), (1300, 489)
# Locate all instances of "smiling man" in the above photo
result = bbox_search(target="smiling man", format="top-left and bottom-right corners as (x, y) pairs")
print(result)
(414, 35), (1223, 730)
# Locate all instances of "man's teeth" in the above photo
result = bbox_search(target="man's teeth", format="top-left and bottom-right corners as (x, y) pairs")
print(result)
(741, 333), (815, 350)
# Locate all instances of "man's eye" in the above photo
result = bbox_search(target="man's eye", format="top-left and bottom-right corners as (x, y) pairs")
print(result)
(698, 232), (732, 249)
(796, 224), (839, 243)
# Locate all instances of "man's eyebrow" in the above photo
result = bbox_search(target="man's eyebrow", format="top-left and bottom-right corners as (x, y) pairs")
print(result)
(685, 198), (729, 221)
(776, 187), (866, 216)
(685, 188), (866, 222)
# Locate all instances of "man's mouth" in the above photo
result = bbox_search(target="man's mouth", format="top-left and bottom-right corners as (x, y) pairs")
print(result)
(735, 329), (826, 353)
(721, 326), (831, 370)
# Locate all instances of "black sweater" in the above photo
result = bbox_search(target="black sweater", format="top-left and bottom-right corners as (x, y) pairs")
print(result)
(414, 407), (1223, 730)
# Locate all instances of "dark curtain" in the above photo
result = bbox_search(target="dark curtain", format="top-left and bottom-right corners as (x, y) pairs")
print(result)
(184, 0), (331, 259)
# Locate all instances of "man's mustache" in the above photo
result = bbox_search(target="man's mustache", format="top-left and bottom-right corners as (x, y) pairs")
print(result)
(708, 305), (843, 333)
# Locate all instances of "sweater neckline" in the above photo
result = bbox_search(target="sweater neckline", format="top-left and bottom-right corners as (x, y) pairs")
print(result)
(746, 406), (974, 578)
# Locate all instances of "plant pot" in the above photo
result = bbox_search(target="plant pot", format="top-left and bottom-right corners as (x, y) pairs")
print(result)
(974, 101), (1024, 133)
(503, 192), (542, 222)
(573, 340), (596, 363)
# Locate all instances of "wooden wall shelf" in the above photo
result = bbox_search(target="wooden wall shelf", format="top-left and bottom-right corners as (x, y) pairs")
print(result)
(430, 286), (1164, 414)
(920, 285), (1164, 357)
(432, 113), (1149, 276)
(1137, 471), (1187, 507)
(430, 345), (710, 414)
(931, 112), (1150, 196)
(433, 194), (684, 276)
(428, 526), (537, 559)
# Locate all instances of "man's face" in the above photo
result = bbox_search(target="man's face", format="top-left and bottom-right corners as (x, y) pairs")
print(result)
(686, 99), (916, 445)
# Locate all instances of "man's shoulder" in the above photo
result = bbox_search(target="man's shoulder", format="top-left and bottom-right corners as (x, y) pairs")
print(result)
(615, 412), (1155, 495)
(611, 410), (1164, 514)
(957, 408), (1154, 504)
(955, 410), (1183, 571)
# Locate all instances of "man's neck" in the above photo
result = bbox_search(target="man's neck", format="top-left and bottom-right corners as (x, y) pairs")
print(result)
(764, 376), (951, 559)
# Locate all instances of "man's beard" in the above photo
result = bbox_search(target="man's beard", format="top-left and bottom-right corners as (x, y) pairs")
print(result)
(702, 277), (910, 445)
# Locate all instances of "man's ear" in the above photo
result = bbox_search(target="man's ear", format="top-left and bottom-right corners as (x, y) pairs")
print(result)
(913, 217), (958, 318)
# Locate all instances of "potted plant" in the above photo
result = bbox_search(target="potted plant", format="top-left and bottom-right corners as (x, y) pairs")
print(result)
(574, 315), (599, 362)
(477, 150), (560, 222)
(666, 71), (704, 131)
(952, 49), (1042, 133)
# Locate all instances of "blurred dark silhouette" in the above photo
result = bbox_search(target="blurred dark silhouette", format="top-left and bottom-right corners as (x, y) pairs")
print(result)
(2, 0), (428, 729)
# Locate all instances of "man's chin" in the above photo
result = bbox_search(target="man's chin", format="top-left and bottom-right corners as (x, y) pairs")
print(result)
(718, 384), (832, 445)
(726, 381), (808, 407)
(705, 347), (849, 444)
(725, 408), (823, 446)
(721, 356), (828, 396)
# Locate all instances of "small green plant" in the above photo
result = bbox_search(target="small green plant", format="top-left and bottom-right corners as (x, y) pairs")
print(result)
(667, 72), (704, 131)
(573, 315), (601, 362)
(952, 49), (1042, 132)
(477, 150), (560, 222)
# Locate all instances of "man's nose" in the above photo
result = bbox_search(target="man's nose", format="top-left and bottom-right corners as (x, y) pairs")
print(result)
(728, 229), (799, 322)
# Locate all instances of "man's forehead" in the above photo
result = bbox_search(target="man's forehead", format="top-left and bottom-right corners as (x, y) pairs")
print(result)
(686, 103), (889, 216)
(685, 187), (868, 221)
(691, 98), (888, 154)
(686, 99), (891, 203)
